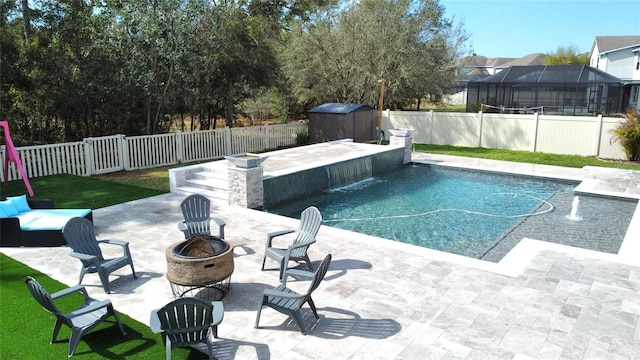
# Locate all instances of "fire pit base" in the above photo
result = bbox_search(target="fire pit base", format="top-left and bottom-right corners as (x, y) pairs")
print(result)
(169, 278), (231, 301)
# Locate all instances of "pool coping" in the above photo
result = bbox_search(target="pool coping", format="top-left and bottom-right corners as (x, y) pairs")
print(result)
(410, 152), (640, 277)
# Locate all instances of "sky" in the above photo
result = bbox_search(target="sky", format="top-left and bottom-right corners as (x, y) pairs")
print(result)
(439, 0), (640, 58)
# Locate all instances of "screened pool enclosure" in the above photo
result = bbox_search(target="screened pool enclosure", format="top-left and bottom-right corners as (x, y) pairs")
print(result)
(466, 65), (623, 115)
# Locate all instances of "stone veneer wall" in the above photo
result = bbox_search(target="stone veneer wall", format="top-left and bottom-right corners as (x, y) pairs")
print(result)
(228, 166), (264, 209)
(389, 135), (413, 164)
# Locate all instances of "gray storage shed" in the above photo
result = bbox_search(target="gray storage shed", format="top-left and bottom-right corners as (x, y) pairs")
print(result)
(307, 103), (377, 143)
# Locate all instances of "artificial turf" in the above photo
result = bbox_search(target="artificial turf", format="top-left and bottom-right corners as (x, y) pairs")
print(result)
(0, 175), (208, 359)
(1, 174), (165, 209)
(0, 253), (177, 359)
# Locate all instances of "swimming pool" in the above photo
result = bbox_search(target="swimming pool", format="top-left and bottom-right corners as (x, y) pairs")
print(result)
(267, 164), (636, 261)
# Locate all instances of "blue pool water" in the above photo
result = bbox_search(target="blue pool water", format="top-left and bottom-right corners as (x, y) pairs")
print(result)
(268, 164), (578, 259)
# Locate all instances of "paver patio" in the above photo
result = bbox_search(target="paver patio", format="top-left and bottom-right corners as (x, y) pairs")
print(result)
(2, 150), (640, 359)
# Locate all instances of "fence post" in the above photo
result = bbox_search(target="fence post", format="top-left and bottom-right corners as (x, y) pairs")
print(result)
(83, 138), (94, 176)
(0, 145), (6, 181)
(224, 127), (233, 155)
(382, 109), (390, 129)
(532, 112), (540, 152)
(120, 134), (130, 171)
(175, 130), (183, 162)
(595, 114), (604, 157)
(429, 110), (434, 144)
(264, 125), (270, 150)
(478, 111), (484, 147)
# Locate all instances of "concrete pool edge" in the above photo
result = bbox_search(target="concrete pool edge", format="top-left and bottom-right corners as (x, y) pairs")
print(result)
(274, 210), (640, 279)
(410, 152), (640, 275)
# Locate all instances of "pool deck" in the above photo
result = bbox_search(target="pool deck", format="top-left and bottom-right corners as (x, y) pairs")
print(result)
(3, 143), (640, 359)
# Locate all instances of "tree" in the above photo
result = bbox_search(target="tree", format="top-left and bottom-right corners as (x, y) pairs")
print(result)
(207, 5), (279, 127)
(545, 45), (589, 65)
(279, 0), (467, 109)
(96, 0), (191, 134)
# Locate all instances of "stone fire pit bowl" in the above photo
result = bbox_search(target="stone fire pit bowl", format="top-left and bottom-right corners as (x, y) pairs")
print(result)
(165, 235), (234, 299)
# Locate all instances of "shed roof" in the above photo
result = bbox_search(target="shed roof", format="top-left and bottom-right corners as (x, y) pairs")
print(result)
(308, 103), (374, 114)
(472, 65), (621, 84)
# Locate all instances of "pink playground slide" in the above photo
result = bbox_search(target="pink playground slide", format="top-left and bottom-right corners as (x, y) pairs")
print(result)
(1, 120), (34, 196)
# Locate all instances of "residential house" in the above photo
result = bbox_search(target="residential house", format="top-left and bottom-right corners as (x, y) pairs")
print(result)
(451, 36), (640, 113)
(465, 65), (623, 116)
(446, 53), (546, 105)
(590, 35), (640, 110)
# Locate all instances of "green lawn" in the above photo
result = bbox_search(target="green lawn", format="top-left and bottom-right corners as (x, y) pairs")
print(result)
(0, 254), (172, 359)
(1, 173), (166, 207)
(414, 144), (640, 170)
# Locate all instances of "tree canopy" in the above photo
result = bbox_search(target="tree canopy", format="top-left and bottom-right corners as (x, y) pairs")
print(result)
(545, 45), (589, 65)
(280, 0), (467, 109)
(1, 0), (467, 145)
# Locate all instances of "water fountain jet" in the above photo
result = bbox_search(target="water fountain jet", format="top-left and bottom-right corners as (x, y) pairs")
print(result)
(567, 196), (583, 221)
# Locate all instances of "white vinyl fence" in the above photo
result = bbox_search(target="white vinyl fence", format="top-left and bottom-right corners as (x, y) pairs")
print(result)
(383, 110), (627, 160)
(1, 123), (306, 181)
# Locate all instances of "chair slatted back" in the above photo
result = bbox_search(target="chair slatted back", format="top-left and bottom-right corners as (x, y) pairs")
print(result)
(156, 297), (213, 347)
(307, 254), (332, 295)
(25, 276), (62, 317)
(294, 206), (322, 244)
(62, 217), (104, 261)
(181, 194), (211, 237)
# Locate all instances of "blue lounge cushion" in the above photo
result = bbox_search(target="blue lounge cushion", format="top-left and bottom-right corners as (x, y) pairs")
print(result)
(18, 209), (92, 231)
(0, 200), (19, 217)
(7, 195), (31, 213)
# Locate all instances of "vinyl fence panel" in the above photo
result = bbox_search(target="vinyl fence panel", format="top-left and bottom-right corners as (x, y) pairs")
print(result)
(179, 129), (228, 163)
(1, 141), (88, 181)
(480, 113), (536, 151)
(431, 112), (481, 147)
(124, 133), (177, 170)
(535, 115), (600, 156)
(87, 135), (123, 174)
(386, 111), (627, 159)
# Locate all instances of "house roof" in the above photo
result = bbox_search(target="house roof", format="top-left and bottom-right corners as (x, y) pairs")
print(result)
(308, 103), (374, 114)
(472, 65), (621, 84)
(458, 56), (515, 68)
(498, 53), (547, 68)
(593, 35), (640, 54)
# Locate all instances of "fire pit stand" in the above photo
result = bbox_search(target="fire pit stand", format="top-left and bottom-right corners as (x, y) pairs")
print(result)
(165, 235), (235, 300)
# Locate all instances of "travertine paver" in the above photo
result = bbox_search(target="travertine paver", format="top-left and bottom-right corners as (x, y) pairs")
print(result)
(2, 150), (640, 359)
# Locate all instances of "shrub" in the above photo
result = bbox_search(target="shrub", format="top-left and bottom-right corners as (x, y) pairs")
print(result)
(295, 131), (309, 145)
(468, 102), (482, 112)
(610, 107), (640, 161)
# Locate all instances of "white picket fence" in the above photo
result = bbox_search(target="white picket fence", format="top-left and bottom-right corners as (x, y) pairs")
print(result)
(1, 123), (306, 181)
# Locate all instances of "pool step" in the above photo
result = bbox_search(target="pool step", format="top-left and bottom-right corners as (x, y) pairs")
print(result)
(175, 164), (230, 202)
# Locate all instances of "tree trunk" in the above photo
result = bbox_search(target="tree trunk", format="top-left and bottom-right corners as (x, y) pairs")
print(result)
(21, 0), (31, 42)
(225, 83), (234, 127)
(146, 98), (152, 134)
